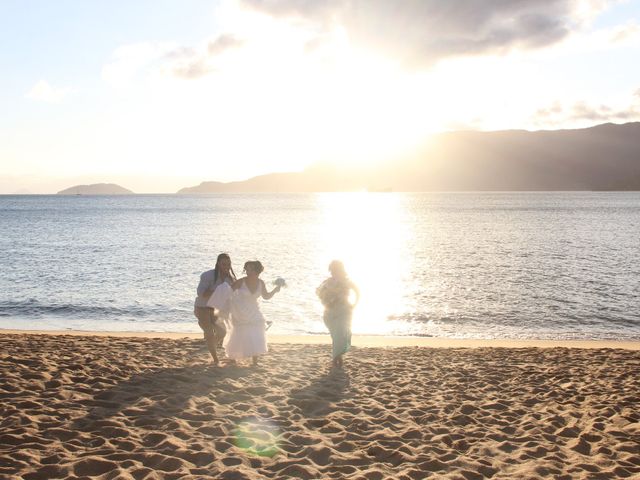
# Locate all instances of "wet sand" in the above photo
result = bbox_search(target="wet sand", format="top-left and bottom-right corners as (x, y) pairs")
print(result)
(1, 332), (639, 479)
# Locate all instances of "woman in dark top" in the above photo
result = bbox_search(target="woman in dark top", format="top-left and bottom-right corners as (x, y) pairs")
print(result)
(316, 260), (360, 368)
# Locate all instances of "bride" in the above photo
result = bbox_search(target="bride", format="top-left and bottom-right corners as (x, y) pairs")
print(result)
(224, 261), (281, 366)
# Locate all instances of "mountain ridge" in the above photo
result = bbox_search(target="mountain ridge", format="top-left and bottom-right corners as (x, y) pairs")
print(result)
(177, 122), (640, 193)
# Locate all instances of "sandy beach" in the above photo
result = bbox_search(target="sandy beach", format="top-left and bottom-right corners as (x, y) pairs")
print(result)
(1, 332), (639, 479)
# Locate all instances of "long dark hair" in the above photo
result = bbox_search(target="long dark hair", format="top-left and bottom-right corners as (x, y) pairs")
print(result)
(214, 253), (236, 282)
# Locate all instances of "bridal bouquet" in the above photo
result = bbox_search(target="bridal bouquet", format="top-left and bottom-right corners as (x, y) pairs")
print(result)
(273, 277), (287, 288)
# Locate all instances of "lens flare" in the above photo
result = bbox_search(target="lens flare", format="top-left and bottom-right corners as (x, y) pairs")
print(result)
(232, 417), (280, 458)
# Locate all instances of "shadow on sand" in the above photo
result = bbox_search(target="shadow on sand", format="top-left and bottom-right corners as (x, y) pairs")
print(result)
(287, 367), (351, 417)
(71, 362), (258, 433)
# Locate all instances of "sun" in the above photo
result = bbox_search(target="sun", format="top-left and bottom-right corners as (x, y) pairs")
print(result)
(128, 2), (451, 180)
(185, 4), (446, 173)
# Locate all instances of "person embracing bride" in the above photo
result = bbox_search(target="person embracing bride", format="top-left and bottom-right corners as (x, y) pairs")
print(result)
(195, 252), (236, 366)
(224, 260), (281, 366)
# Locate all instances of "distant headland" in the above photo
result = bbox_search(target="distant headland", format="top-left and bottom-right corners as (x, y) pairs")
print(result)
(57, 183), (134, 195)
(177, 122), (640, 193)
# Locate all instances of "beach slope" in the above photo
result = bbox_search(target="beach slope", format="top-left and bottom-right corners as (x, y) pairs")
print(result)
(1, 333), (639, 479)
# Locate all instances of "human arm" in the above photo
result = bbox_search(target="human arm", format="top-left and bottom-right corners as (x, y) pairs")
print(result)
(350, 280), (360, 308)
(261, 280), (281, 300)
(231, 278), (244, 291)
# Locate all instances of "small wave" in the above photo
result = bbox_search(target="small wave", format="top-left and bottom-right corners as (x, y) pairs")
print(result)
(0, 299), (176, 319)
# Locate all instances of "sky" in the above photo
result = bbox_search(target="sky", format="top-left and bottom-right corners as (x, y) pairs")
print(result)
(1, 0), (640, 193)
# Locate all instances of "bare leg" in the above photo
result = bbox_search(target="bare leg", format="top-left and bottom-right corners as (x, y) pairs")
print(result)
(196, 309), (219, 365)
(205, 330), (220, 365)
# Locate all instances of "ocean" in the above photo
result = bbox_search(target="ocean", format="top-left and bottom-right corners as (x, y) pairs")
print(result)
(1, 192), (639, 340)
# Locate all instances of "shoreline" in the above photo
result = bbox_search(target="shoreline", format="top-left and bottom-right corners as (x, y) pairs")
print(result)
(2, 328), (639, 349)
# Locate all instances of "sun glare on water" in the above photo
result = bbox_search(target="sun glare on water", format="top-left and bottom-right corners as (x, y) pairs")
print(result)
(316, 192), (414, 335)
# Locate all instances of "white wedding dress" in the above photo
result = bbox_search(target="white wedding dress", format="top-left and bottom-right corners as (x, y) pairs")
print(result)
(224, 280), (268, 359)
(206, 282), (232, 318)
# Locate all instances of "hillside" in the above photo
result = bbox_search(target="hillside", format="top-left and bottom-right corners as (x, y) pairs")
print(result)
(177, 122), (640, 193)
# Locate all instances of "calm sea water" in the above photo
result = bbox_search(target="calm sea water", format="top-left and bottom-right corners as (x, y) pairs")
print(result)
(1, 193), (639, 340)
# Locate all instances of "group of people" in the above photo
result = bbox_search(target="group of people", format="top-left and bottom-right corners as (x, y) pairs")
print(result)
(194, 253), (359, 368)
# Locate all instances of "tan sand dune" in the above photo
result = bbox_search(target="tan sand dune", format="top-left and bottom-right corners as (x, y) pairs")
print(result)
(1, 333), (639, 479)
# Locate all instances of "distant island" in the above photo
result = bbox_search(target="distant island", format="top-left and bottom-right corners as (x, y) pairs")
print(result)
(178, 122), (640, 193)
(57, 183), (134, 195)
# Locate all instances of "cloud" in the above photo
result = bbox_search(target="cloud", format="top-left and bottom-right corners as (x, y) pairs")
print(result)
(25, 80), (71, 103)
(163, 46), (199, 61)
(208, 34), (245, 55)
(559, 17), (640, 54)
(163, 48), (213, 79)
(241, 0), (613, 66)
(102, 34), (247, 84)
(610, 20), (640, 43)
(167, 34), (244, 79)
(532, 93), (640, 127)
(169, 59), (215, 79)
(569, 102), (640, 122)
